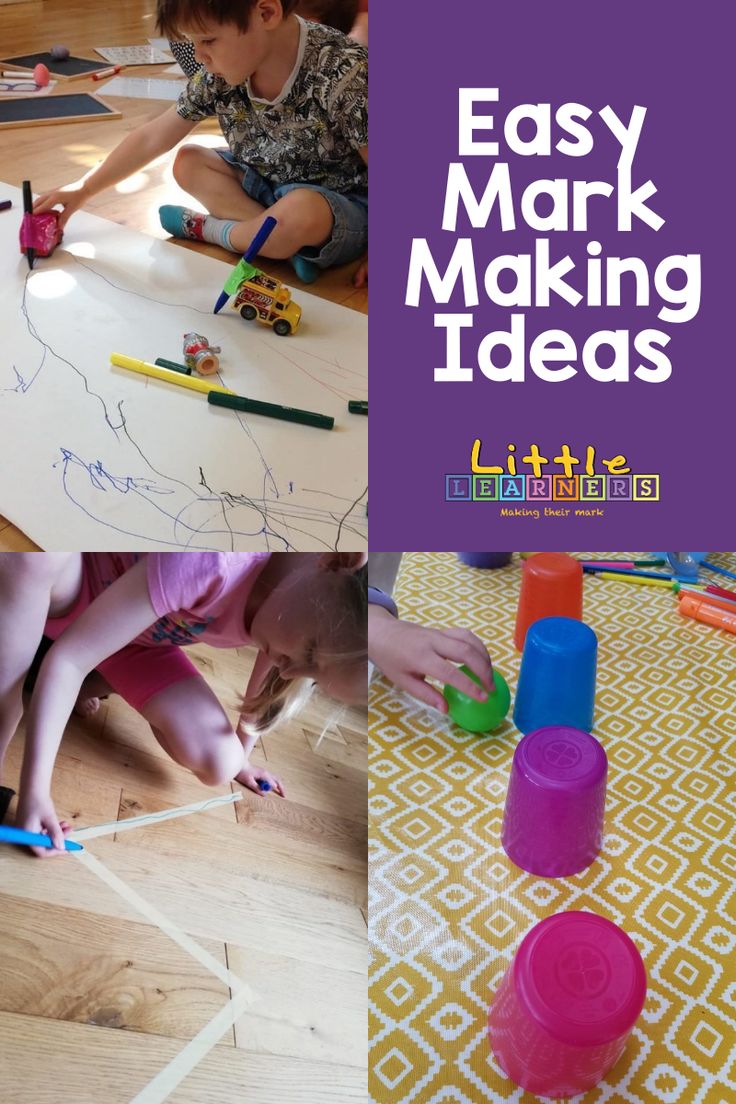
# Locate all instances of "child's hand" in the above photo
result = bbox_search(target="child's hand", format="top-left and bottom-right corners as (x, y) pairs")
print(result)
(33, 182), (88, 230)
(15, 793), (71, 858)
(369, 608), (494, 712)
(235, 763), (285, 798)
(353, 256), (368, 288)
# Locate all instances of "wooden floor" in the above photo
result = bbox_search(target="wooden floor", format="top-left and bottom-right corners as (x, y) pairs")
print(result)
(0, 0), (368, 551)
(0, 641), (367, 1102)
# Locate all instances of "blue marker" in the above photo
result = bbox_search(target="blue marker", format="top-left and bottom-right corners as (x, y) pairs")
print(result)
(0, 825), (83, 851)
(257, 779), (271, 792)
(213, 216), (278, 314)
(703, 560), (736, 583)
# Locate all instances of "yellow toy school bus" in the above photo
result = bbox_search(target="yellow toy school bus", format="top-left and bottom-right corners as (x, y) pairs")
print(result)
(229, 264), (302, 336)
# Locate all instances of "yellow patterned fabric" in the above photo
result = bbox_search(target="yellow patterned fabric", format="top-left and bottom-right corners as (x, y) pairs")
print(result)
(369, 553), (736, 1104)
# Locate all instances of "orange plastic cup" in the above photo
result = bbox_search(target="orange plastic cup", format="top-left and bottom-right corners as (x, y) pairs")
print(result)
(514, 553), (583, 651)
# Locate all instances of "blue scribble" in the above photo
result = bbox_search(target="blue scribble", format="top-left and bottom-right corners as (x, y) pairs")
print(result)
(55, 449), (175, 496)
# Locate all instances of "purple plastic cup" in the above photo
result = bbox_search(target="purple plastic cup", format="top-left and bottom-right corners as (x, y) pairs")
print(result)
(502, 726), (607, 876)
(457, 552), (513, 569)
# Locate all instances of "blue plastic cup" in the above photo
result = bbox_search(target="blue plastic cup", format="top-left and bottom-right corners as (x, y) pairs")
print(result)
(457, 552), (513, 569)
(513, 617), (598, 734)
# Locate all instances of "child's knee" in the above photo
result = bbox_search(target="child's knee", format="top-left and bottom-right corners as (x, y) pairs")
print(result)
(275, 189), (334, 245)
(195, 739), (243, 787)
(5, 553), (56, 587)
(172, 144), (207, 188)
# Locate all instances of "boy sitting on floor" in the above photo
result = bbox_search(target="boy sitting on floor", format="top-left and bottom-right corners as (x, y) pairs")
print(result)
(35, 0), (367, 286)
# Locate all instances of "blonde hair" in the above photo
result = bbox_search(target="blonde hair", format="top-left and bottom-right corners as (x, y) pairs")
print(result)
(240, 559), (366, 736)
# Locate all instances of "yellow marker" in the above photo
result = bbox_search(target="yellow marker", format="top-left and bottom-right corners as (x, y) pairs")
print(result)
(110, 353), (234, 397)
(597, 572), (672, 589)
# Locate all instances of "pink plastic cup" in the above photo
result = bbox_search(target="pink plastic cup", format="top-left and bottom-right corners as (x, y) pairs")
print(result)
(502, 726), (607, 876)
(488, 912), (647, 1099)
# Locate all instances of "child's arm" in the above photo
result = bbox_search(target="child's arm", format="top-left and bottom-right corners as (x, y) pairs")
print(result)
(368, 604), (494, 712)
(33, 106), (196, 230)
(233, 650), (285, 797)
(17, 560), (161, 856)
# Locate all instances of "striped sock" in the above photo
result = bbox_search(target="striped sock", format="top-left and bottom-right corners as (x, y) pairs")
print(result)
(159, 206), (237, 251)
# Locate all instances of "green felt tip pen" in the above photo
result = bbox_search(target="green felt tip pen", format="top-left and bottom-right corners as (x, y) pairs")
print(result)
(155, 358), (192, 375)
(348, 400), (368, 415)
(208, 390), (334, 430)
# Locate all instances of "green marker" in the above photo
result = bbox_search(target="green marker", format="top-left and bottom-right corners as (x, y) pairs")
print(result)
(155, 358), (192, 375)
(208, 390), (334, 430)
(348, 400), (368, 415)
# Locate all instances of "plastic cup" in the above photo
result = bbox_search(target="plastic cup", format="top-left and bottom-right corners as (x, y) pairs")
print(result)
(457, 552), (513, 569)
(488, 911), (647, 1099)
(444, 667), (510, 733)
(514, 552), (583, 650)
(501, 726), (607, 875)
(513, 616), (597, 735)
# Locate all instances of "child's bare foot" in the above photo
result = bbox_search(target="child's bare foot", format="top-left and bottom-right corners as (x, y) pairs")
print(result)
(73, 695), (101, 718)
(73, 671), (112, 718)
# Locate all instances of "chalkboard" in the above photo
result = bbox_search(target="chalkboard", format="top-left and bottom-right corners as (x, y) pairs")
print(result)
(0, 53), (109, 79)
(0, 93), (121, 129)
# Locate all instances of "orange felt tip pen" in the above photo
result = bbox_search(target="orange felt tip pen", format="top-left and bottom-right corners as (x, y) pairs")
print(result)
(678, 588), (736, 614)
(678, 592), (736, 636)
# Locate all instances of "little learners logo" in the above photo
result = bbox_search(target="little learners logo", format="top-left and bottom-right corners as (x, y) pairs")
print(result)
(445, 439), (659, 509)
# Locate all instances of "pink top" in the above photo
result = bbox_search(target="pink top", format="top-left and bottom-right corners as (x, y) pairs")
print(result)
(83, 552), (270, 649)
(146, 552), (270, 647)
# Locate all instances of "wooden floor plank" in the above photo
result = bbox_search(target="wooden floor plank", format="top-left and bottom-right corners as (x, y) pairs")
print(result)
(304, 727), (369, 772)
(227, 943), (366, 1068)
(0, 1011), (368, 1104)
(0, 893), (230, 1041)
(71, 835), (367, 971)
(112, 789), (365, 906)
(257, 730), (366, 822)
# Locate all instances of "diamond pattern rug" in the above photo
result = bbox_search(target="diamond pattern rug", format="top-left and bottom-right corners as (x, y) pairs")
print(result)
(369, 553), (736, 1104)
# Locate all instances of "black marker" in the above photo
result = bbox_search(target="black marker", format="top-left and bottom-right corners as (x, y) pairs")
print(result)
(22, 180), (34, 269)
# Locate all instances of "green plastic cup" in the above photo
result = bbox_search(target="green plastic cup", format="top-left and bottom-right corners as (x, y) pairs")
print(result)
(444, 667), (511, 733)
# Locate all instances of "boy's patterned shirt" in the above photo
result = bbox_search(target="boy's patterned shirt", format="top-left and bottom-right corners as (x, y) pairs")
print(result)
(176, 18), (367, 195)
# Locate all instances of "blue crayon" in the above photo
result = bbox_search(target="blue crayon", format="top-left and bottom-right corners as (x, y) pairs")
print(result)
(257, 779), (271, 792)
(0, 825), (83, 851)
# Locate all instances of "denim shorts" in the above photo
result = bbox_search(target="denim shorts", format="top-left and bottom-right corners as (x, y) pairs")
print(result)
(216, 149), (367, 269)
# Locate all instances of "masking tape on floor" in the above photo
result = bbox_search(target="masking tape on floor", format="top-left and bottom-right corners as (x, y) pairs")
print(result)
(75, 848), (249, 995)
(129, 983), (256, 1104)
(73, 790), (242, 841)
(70, 791), (257, 1101)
